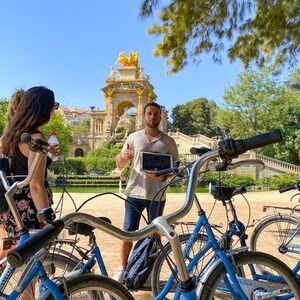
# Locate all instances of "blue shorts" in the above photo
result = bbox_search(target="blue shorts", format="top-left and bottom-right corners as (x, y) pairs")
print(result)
(123, 196), (166, 231)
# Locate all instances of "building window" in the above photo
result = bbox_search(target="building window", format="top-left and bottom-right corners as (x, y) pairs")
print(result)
(95, 119), (103, 133)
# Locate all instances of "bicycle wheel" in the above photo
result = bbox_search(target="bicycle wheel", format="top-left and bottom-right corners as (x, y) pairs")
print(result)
(1, 253), (78, 298)
(45, 274), (134, 300)
(250, 214), (300, 271)
(200, 251), (300, 299)
(151, 233), (209, 296)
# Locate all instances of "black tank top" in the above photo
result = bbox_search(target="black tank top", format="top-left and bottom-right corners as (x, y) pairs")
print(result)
(12, 145), (51, 176)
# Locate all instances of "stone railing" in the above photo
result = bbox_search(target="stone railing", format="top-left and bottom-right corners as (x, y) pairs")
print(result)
(256, 154), (300, 174)
(181, 151), (300, 175)
(167, 130), (300, 175)
(168, 131), (212, 147)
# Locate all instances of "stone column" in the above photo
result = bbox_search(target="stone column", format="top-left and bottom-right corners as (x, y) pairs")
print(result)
(136, 88), (144, 130)
(90, 116), (94, 135)
(104, 89), (114, 116)
(136, 88), (144, 118)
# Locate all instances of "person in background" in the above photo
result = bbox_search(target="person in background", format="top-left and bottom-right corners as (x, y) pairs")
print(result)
(0, 87), (59, 299)
(113, 102), (179, 282)
(0, 86), (59, 248)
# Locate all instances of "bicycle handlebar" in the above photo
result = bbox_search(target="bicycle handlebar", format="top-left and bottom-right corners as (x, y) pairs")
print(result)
(226, 159), (265, 171)
(7, 129), (283, 268)
(155, 160), (180, 177)
(279, 181), (300, 193)
(218, 129), (283, 160)
(7, 220), (64, 268)
(189, 147), (211, 156)
(155, 168), (175, 176)
(21, 133), (49, 153)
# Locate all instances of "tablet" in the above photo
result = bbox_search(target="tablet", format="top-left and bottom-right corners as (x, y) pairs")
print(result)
(140, 151), (173, 173)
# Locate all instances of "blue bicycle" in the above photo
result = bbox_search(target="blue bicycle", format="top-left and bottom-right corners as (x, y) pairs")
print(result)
(8, 130), (300, 300)
(250, 181), (300, 279)
(0, 133), (134, 300)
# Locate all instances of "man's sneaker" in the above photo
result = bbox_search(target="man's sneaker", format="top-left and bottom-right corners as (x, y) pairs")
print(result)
(112, 266), (125, 283)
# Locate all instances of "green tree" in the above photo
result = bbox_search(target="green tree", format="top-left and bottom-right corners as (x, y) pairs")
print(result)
(70, 117), (90, 136)
(218, 68), (300, 164)
(42, 112), (73, 156)
(87, 144), (120, 159)
(171, 98), (218, 136)
(0, 98), (8, 134)
(140, 0), (300, 73)
(218, 69), (278, 137)
(84, 144), (121, 173)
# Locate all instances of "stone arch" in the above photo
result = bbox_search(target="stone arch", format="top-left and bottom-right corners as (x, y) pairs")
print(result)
(116, 101), (135, 117)
(75, 148), (84, 157)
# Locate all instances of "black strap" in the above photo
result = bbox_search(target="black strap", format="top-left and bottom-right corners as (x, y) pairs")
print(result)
(8, 157), (13, 177)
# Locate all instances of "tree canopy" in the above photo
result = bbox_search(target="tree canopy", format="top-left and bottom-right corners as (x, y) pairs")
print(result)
(218, 68), (300, 164)
(171, 97), (218, 136)
(0, 98), (8, 135)
(41, 112), (73, 157)
(140, 0), (300, 73)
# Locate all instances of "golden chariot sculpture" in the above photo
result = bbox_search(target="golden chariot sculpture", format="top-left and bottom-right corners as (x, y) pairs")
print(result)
(116, 51), (139, 67)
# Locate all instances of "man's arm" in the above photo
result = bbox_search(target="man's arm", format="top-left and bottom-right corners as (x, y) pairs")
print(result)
(116, 152), (128, 169)
(116, 143), (134, 169)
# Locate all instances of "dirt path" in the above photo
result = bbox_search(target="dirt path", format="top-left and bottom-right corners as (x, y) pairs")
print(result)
(53, 190), (298, 299)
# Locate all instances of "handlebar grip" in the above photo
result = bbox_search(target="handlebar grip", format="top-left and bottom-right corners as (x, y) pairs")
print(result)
(155, 168), (174, 176)
(7, 220), (64, 268)
(190, 147), (211, 156)
(219, 129), (283, 159)
(239, 129), (283, 154)
(21, 133), (49, 153)
(279, 184), (296, 193)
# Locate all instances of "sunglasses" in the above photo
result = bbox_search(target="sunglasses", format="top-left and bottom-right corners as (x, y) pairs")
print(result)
(53, 102), (60, 110)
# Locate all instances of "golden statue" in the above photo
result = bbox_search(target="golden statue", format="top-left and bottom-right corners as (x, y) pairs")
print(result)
(117, 51), (139, 67)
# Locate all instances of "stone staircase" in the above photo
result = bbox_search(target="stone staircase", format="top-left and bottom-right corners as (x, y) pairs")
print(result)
(169, 131), (300, 175)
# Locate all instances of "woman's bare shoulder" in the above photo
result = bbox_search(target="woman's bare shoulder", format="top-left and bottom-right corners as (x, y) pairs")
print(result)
(31, 131), (47, 141)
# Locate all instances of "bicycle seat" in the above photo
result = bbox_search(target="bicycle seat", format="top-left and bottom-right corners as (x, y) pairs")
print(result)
(211, 186), (246, 201)
(66, 217), (112, 236)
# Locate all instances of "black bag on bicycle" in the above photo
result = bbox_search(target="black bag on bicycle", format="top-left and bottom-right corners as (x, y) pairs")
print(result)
(0, 157), (13, 213)
(124, 235), (157, 290)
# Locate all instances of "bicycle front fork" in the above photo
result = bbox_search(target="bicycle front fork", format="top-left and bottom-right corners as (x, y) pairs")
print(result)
(153, 216), (197, 300)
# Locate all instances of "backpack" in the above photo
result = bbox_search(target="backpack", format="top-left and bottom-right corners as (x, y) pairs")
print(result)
(124, 236), (158, 290)
(0, 157), (13, 213)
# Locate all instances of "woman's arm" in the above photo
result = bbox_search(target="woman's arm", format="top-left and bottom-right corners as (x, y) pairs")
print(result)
(26, 133), (50, 210)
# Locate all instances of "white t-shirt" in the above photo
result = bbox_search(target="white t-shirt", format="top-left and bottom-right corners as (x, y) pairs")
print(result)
(121, 129), (179, 201)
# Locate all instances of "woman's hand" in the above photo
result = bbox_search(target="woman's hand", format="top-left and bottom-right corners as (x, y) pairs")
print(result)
(49, 144), (60, 157)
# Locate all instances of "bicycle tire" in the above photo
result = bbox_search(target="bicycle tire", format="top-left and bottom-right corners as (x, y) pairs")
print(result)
(44, 273), (135, 300)
(1, 253), (78, 298)
(151, 233), (208, 296)
(199, 251), (300, 300)
(250, 214), (300, 271)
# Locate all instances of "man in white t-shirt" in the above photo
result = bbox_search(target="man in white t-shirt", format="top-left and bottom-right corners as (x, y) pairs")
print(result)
(113, 102), (179, 282)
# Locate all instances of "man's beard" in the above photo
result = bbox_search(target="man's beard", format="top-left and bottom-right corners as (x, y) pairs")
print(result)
(146, 121), (160, 128)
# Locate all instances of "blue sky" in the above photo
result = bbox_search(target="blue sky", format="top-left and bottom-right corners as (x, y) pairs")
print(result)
(0, 0), (243, 114)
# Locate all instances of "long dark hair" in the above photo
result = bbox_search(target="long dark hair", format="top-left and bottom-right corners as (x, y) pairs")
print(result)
(1, 86), (55, 155)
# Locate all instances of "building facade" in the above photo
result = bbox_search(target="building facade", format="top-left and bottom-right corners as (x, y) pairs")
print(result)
(89, 53), (168, 149)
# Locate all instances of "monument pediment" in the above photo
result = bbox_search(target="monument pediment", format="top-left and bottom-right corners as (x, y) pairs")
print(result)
(102, 81), (154, 95)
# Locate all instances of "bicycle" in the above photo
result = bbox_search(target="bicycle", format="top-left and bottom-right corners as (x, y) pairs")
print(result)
(250, 180), (300, 276)
(150, 161), (268, 298)
(24, 153), (265, 297)
(0, 133), (134, 300)
(10, 129), (300, 299)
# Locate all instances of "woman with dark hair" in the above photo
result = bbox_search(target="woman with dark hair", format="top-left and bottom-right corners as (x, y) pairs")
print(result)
(0, 86), (58, 242)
